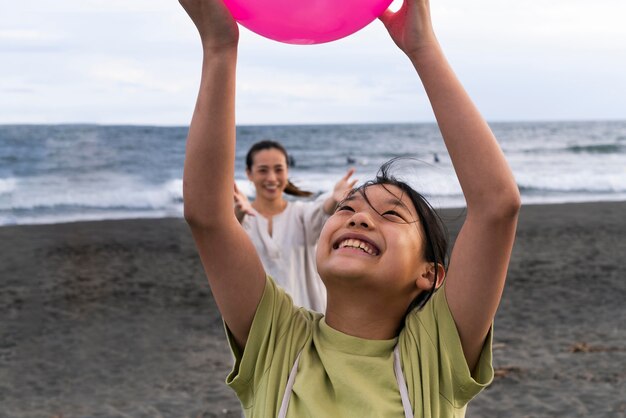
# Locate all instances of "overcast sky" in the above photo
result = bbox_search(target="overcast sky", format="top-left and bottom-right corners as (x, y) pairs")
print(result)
(2, 0), (625, 125)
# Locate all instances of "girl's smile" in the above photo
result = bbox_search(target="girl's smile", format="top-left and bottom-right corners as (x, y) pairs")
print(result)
(334, 234), (381, 256)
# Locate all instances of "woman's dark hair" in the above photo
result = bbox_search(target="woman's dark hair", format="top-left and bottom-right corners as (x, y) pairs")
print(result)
(343, 158), (449, 314)
(245, 140), (312, 197)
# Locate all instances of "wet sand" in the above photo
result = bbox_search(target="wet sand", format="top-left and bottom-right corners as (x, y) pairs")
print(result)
(1, 201), (625, 418)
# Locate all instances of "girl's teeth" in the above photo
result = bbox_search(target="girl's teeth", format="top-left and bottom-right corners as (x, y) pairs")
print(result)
(339, 239), (376, 255)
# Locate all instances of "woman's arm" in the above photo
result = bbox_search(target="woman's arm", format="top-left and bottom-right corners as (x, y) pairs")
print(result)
(180, 0), (266, 350)
(380, 0), (521, 372)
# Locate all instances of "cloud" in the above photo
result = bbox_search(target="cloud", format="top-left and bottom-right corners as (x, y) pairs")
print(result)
(0, 29), (49, 41)
(89, 59), (184, 93)
(433, 0), (626, 49)
(0, 28), (65, 52)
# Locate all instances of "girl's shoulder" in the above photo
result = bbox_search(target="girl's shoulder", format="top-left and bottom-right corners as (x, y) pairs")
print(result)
(401, 287), (450, 346)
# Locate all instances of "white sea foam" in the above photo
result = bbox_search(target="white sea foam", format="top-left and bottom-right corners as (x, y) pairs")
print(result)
(0, 178), (17, 195)
(7, 175), (166, 210)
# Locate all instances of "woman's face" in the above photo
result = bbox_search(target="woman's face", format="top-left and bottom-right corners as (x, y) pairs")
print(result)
(246, 148), (288, 202)
(316, 184), (431, 301)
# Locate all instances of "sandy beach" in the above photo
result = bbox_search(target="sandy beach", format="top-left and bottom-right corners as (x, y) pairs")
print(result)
(1, 201), (625, 418)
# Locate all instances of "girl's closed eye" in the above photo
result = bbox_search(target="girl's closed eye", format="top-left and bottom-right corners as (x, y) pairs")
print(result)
(382, 210), (408, 222)
(336, 205), (355, 213)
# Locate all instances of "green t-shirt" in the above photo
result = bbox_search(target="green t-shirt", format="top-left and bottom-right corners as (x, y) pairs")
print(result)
(226, 276), (493, 418)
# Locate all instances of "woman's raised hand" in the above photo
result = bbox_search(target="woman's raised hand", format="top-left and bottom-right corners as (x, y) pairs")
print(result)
(179, 0), (239, 51)
(234, 183), (255, 221)
(322, 168), (357, 214)
(332, 168), (358, 203)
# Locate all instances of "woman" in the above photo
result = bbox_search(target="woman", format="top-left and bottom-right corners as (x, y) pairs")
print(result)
(234, 139), (356, 312)
(180, 0), (520, 416)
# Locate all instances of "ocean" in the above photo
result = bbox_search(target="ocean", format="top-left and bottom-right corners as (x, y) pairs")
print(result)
(1, 121), (625, 226)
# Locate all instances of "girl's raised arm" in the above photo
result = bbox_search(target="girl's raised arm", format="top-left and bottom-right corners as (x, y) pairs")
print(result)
(380, 0), (521, 372)
(180, 0), (266, 350)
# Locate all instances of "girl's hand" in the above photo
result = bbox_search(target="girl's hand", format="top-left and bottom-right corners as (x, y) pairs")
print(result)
(179, 0), (239, 51)
(234, 183), (255, 221)
(379, 0), (438, 59)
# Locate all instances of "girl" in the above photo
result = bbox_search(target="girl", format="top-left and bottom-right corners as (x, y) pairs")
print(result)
(180, 0), (521, 416)
(234, 140), (356, 312)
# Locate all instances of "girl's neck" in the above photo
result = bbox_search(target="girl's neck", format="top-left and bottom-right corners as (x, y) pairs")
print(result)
(324, 291), (407, 340)
(252, 197), (288, 218)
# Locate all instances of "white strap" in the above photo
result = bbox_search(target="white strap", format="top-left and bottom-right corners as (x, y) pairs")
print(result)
(393, 345), (414, 418)
(277, 351), (302, 418)
(278, 345), (413, 418)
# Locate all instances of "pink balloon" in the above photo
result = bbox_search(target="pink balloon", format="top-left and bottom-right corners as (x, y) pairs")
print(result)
(223, 0), (394, 45)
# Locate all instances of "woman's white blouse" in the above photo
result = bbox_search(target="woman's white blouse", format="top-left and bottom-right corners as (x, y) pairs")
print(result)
(241, 194), (329, 312)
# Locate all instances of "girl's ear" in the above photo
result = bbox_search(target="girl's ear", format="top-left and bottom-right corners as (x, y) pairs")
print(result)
(415, 262), (446, 291)
(246, 168), (253, 181)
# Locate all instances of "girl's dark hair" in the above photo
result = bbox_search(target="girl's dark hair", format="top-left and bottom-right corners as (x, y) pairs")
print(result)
(245, 140), (312, 197)
(344, 158), (449, 314)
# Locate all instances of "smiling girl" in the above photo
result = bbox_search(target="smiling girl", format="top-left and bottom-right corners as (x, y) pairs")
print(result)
(179, 0), (520, 416)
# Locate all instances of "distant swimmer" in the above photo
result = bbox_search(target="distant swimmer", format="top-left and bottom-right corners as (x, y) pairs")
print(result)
(347, 156), (369, 165)
(433, 152), (440, 163)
